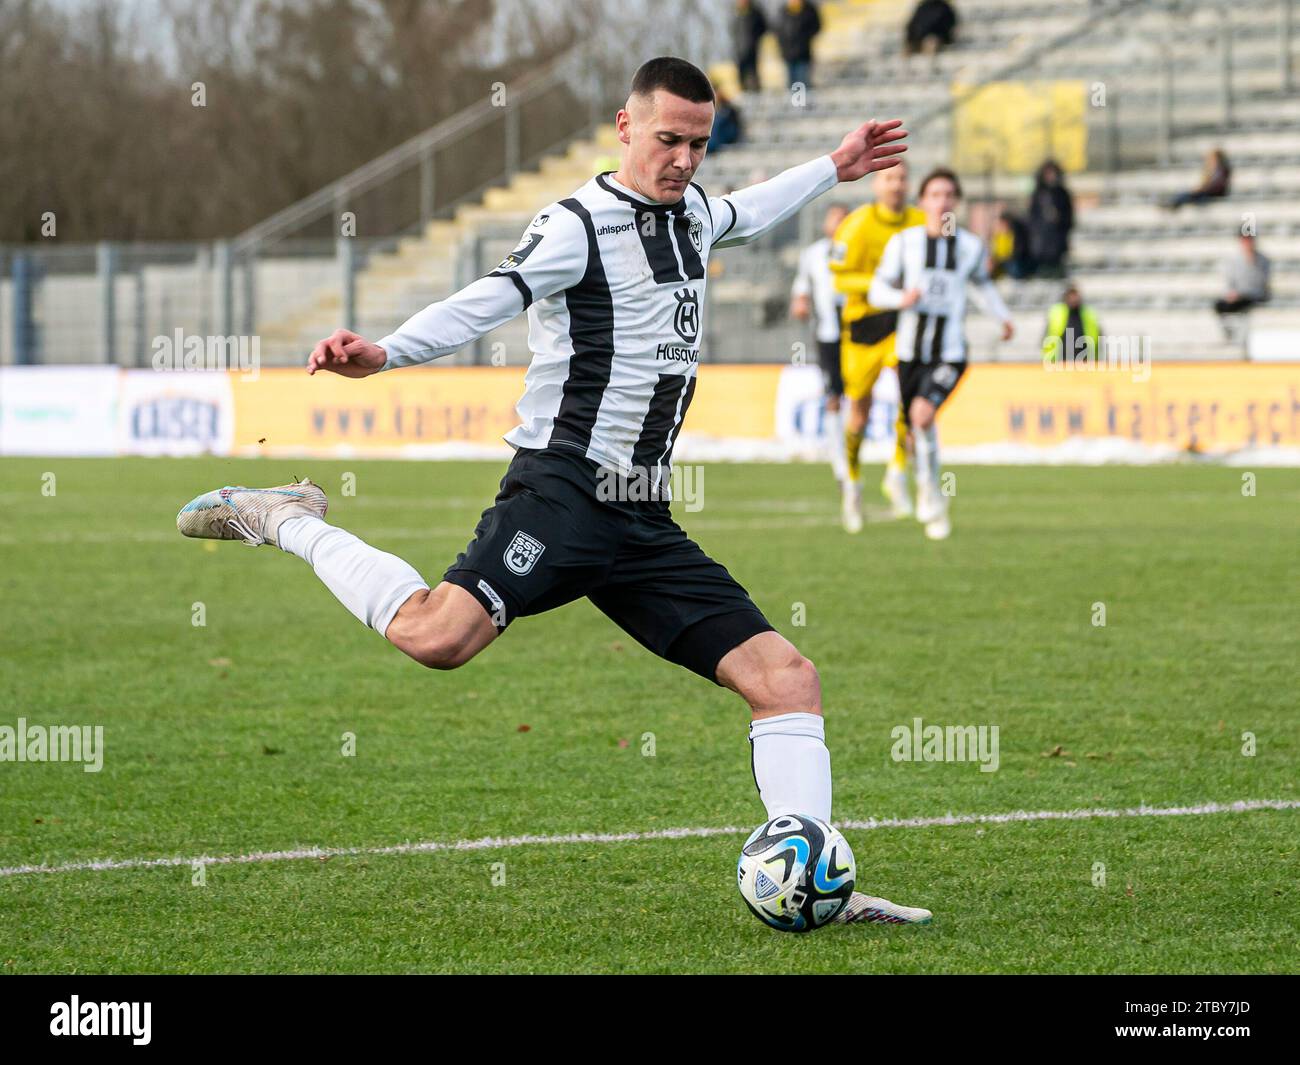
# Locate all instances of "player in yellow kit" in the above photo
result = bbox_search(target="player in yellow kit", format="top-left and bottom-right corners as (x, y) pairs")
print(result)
(828, 162), (924, 532)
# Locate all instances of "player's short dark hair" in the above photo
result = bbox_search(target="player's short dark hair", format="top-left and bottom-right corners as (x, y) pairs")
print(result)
(629, 57), (715, 106)
(918, 167), (963, 199)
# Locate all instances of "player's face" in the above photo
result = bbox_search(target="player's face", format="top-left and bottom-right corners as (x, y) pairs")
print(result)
(621, 90), (714, 203)
(919, 178), (958, 228)
(872, 163), (908, 211)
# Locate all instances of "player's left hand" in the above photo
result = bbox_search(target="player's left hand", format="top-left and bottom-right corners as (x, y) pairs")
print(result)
(830, 119), (908, 182)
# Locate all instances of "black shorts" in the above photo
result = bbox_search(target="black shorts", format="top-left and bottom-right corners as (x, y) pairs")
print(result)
(817, 338), (844, 397)
(898, 359), (967, 421)
(443, 447), (775, 683)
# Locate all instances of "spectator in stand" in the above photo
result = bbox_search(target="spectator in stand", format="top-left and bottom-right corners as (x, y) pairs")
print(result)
(1164, 149), (1232, 210)
(732, 0), (768, 93)
(905, 0), (958, 57)
(1042, 281), (1101, 364)
(1027, 160), (1074, 279)
(775, 0), (822, 90)
(1214, 231), (1271, 340)
(990, 208), (1033, 280)
(709, 89), (744, 152)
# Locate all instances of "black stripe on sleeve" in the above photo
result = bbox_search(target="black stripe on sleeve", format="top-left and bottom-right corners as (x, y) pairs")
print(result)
(551, 197), (615, 455)
(487, 269), (533, 308)
(689, 183), (713, 226)
(713, 199), (738, 245)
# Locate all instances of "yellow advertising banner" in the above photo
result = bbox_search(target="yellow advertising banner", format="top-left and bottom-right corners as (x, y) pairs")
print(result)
(951, 80), (1088, 175)
(230, 365), (778, 455)
(229, 363), (1298, 457)
(942, 363), (1300, 450)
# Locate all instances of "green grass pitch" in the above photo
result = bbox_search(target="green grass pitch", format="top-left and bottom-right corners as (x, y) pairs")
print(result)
(0, 457), (1295, 973)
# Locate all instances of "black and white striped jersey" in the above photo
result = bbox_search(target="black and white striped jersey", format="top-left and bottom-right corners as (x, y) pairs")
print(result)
(867, 225), (1011, 363)
(377, 155), (839, 481)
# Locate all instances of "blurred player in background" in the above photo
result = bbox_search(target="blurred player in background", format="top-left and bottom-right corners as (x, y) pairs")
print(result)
(869, 167), (1014, 540)
(828, 161), (924, 532)
(790, 203), (849, 486)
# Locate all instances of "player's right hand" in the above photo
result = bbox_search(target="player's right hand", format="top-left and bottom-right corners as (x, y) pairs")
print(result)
(306, 329), (387, 378)
(900, 288), (923, 309)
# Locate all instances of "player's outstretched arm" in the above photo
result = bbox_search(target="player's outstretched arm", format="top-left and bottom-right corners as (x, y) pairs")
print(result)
(711, 120), (908, 252)
(828, 119), (909, 183)
(306, 204), (587, 376)
(307, 330), (387, 377)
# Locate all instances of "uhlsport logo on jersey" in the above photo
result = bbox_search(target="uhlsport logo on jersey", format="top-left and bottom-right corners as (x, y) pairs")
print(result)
(672, 287), (699, 342)
(503, 531), (545, 576)
(685, 211), (703, 252)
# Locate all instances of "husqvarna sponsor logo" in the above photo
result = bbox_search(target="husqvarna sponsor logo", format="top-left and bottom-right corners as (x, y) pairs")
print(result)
(672, 287), (699, 342)
(655, 344), (698, 363)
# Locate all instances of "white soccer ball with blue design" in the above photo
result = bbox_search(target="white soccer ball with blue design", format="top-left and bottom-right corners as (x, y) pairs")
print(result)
(737, 814), (855, 932)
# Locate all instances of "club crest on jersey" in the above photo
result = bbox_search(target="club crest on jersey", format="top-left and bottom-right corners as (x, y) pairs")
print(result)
(685, 211), (703, 252)
(503, 531), (545, 576)
(672, 287), (699, 342)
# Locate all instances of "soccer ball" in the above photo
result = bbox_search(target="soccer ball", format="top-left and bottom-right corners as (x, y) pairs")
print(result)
(736, 813), (855, 932)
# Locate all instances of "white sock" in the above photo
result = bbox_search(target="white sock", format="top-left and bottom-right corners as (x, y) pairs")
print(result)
(914, 424), (939, 496)
(749, 712), (832, 821)
(825, 404), (849, 484)
(277, 516), (429, 635)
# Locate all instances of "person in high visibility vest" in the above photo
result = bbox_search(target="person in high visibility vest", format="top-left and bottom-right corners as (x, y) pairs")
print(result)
(1042, 282), (1100, 364)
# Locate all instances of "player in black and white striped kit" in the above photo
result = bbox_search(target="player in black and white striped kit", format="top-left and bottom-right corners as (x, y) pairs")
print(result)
(176, 58), (930, 925)
(869, 168), (1014, 540)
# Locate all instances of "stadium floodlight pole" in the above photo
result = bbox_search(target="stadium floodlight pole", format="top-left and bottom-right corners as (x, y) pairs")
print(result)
(97, 242), (116, 366)
(1283, 0), (1295, 92)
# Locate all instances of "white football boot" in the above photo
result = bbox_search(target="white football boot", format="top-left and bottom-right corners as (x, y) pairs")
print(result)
(923, 512), (952, 541)
(840, 479), (864, 534)
(881, 467), (914, 519)
(834, 891), (933, 925)
(176, 479), (328, 547)
(914, 477), (943, 525)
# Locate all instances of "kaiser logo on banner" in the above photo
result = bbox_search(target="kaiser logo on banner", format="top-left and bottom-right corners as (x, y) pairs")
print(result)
(775, 363), (901, 456)
(118, 370), (234, 456)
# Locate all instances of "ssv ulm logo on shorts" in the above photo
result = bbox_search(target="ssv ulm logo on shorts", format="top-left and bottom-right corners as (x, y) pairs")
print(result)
(504, 531), (546, 576)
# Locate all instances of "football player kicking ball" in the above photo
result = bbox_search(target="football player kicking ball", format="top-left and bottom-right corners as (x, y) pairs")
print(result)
(868, 167), (1014, 540)
(176, 57), (930, 926)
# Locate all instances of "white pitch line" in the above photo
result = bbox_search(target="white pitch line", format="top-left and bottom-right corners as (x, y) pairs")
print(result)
(1, 799), (1295, 880)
